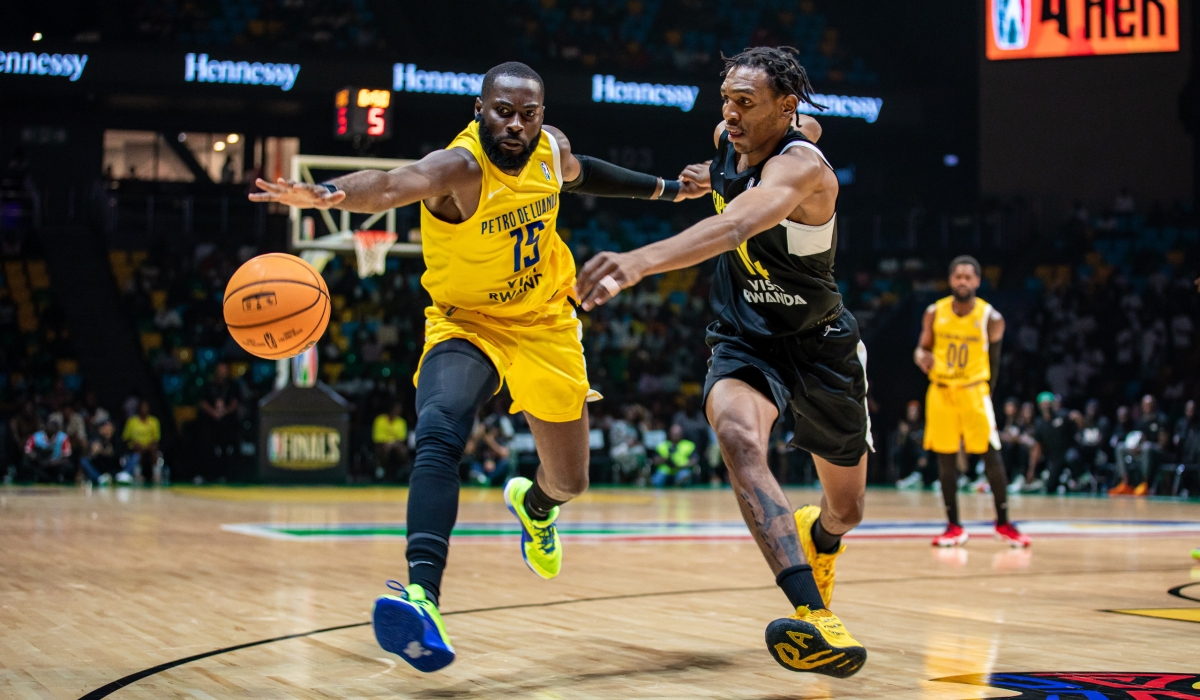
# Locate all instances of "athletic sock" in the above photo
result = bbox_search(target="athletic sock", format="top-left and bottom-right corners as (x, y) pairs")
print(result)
(810, 517), (843, 554)
(523, 476), (564, 521)
(982, 449), (1010, 526)
(937, 453), (961, 526)
(776, 565), (826, 610)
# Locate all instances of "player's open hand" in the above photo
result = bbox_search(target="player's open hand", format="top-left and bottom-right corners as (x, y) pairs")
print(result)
(249, 178), (346, 209)
(575, 251), (646, 311)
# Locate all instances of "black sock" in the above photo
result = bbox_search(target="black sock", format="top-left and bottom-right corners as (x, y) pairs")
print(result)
(937, 453), (961, 526)
(810, 517), (843, 554)
(523, 476), (564, 521)
(405, 339), (498, 609)
(777, 565), (826, 610)
(982, 449), (1010, 526)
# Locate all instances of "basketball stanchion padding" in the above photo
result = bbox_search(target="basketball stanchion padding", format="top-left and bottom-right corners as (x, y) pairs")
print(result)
(222, 253), (331, 359)
(353, 230), (398, 278)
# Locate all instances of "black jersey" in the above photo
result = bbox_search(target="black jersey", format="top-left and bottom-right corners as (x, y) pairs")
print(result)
(708, 128), (842, 338)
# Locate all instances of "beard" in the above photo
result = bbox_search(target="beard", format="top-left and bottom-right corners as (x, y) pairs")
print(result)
(951, 287), (974, 302)
(478, 120), (536, 172)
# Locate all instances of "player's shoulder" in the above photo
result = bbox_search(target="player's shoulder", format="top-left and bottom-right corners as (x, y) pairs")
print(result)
(542, 125), (571, 155)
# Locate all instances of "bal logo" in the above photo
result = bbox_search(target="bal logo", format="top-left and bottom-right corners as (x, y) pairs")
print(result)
(993, 0), (1032, 50)
(935, 672), (1200, 699)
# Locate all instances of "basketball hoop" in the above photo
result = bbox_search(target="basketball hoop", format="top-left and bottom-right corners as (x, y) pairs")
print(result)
(352, 230), (396, 278)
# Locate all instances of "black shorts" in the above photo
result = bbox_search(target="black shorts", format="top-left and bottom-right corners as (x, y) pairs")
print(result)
(702, 308), (873, 467)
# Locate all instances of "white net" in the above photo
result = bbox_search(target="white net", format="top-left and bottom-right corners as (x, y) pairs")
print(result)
(353, 231), (397, 278)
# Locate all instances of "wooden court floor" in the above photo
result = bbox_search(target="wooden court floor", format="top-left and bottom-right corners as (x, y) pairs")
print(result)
(2, 485), (1199, 700)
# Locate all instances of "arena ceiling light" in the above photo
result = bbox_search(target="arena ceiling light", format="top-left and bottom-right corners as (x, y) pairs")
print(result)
(227, 134), (240, 144)
(32, 33), (42, 41)
(214, 141), (226, 152)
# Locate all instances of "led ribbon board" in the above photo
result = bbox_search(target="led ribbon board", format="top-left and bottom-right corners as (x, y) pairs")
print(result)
(591, 75), (700, 112)
(797, 94), (883, 124)
(184, 53), (301, 90)
(0, 51), (88, 81)
(986, 0), (1178, 60)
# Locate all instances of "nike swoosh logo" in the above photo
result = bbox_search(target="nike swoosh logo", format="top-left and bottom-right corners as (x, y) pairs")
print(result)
(488, 186), (505, 199)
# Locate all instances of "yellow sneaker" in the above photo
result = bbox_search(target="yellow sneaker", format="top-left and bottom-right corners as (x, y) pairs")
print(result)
(794, 505), (844, 606)
(503, 477), (562, 579)
(766, 606), (866, 678)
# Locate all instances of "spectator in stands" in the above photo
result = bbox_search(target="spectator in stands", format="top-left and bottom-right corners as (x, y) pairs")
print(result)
(1074, 399), (1112, 490)
(465, 399), (514, 487)
(1114, 394), (1170, 495)
(82, 421), (122, 486)
(49, 403), (88, 463)
(372, 402), (410, 482)
(81, 391), (111, 437)
(609, 404), (648, 484)
(1174, 400), (1197, 459)
(24, 416), (73, 483)
(8, 400), (41, 475)
(1029, 392), (1076, 493)
(998, 398), (1023, 484)
(671, 395), (709, 468)
(894, 401), (931, 490)
(122, 401), (162, 485)
(651, 424), (697, 487)
(199, 363), (244, 481)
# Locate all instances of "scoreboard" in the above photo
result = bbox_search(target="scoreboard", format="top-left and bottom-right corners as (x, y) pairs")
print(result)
(334, 87), (392, 140)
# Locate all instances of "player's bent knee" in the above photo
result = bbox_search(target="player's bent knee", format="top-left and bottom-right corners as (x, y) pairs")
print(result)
(542, 459), (590, 498)
(826, 493), (865, 530)
(715, 423), (767, 468)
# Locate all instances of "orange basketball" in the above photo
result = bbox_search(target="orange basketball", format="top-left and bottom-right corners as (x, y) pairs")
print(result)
(222, 253), (331, 360)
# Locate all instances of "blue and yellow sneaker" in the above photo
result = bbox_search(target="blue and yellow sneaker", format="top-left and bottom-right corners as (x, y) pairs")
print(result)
(795, 504), (845, 606)
(503, 477), (562, 579)
(372, 581), (454, 673)
(766, 606), (867, 678)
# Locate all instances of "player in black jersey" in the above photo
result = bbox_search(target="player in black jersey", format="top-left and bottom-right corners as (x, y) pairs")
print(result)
(577, 47), (867, 678)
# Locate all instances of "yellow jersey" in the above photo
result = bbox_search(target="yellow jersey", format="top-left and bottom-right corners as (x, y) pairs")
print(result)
(929, 295), (993, 386)
(419, 122), (574, 320)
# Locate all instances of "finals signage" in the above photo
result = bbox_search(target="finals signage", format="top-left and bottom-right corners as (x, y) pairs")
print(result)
(986, 0), (1178, 60)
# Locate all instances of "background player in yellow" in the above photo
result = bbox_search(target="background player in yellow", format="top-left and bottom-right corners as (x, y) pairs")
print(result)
(914, 256), (1029, 548)
(250, 61), (703, 672)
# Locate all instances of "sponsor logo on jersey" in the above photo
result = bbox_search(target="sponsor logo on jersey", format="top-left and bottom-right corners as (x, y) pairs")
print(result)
(541, 161), (552, 181)
(742, 279), (807, 306)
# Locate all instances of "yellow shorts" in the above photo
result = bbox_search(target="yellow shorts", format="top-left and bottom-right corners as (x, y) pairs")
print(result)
(923, 382), (999, 455)
(416, 302), (601, 423)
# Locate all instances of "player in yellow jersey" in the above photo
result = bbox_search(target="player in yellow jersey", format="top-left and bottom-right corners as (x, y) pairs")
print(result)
(914, 256), (1029, 549)
(251, 62), (704, 672)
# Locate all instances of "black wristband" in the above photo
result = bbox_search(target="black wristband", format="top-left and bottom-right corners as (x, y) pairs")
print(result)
(562, 155), (660, 199)
(318, 182), (340, 194)
(657, 179), (681, 201)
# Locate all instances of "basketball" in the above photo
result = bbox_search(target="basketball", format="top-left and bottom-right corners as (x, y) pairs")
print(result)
(222, 253), (331, 360)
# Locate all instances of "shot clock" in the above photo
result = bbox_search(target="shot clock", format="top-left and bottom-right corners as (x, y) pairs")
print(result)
(334, 87), (392, 141)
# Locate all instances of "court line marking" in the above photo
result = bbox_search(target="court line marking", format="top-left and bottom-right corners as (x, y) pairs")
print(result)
(1169, 581), (1200, 603)
(74, 565), (1196, 699)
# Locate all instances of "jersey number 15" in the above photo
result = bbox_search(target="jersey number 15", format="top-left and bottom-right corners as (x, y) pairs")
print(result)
(510, 221), (543, 272)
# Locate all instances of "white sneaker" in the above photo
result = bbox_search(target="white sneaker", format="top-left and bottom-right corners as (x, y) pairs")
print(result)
(97, 473), (112, 487)
(115, 471), (133, 484)
(1007, 474), (1025, 494)
(896, 472), (922, 491)
(970, 477), (990, 493)
(957, 475), (970, 492)
(1022, 478), (1045, 494)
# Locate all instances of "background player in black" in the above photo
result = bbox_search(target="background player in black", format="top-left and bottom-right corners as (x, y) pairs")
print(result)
(577, 47), (868, 678)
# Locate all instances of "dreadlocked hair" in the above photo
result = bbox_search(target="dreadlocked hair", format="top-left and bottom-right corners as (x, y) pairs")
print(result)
(721, 46), (826, 111)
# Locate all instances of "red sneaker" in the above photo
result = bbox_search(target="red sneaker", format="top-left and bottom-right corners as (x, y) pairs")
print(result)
(995, 522), (1031, 548)
(932, 523), (968, 547)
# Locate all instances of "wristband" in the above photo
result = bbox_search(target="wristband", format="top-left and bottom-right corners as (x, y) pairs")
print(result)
(318, 183), (340, 194)
(657, 179), (681, 201)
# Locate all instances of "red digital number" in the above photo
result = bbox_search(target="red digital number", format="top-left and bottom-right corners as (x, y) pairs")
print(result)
(336, 107), (348, 136)
(367, 107), (386, 136)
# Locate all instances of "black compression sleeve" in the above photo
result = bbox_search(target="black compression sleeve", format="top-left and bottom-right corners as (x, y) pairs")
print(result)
(989, 338), (1002, 392)
(562, 155), (675, 200)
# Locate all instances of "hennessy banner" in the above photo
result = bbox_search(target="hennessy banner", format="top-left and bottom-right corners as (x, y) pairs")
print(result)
(986, 0), (1178, 60)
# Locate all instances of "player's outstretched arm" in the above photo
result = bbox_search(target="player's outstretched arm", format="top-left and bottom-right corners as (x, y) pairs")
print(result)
(914, 306), (936, 375)
(575, 148), (831, 310)
(248, 148), (475, 214)
(987, 308), (1005, 391)
(546, 126), (707, 202)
